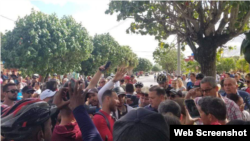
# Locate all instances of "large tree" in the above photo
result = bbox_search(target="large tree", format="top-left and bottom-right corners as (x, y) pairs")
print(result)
(241, 31), (250, 63)
(106, 1), (250, 76)
(152, 64), (162, 72)
(153, 46), (185, 73)
(1, 9), (93, 77)
(216, 57), (236, 73)
(134, 58), (152, 72)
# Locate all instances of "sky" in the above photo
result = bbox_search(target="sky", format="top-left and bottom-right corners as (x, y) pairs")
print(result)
(0, 0), (245, 64)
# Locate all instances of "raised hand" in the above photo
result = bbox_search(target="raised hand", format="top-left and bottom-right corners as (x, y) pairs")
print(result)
(53, 87), (70, 109)
(69, 80), (86, 111)
(113, 67), (127, 82)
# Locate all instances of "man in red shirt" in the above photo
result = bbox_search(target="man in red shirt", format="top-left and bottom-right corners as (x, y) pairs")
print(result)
(93, 67), (126, 141)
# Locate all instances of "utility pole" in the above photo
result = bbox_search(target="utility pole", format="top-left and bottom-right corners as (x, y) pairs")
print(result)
(177, 35), (181, 76)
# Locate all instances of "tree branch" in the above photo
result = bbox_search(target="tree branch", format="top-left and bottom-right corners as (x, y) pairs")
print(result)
(239, 10), (250, 32)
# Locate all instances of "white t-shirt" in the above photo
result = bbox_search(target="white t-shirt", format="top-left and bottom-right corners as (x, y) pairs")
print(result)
(35, 89), (41, 95)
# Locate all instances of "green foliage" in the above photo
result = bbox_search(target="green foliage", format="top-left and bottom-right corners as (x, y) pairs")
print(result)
(106, 1), (250, 76)
(236, 58), (250, 73)
(1, 9), (93, 76)
(152, 64), (162, 72)
(153, 46), (185, 73)
(241, 31), (250, 63)
(216, 57), (236, 73)
(185, 61), (200, 73)
(80, 34), (138, 76)
(133, 58), (152, 72)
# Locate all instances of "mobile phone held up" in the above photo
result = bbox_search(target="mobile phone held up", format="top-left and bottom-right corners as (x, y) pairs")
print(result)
(70, 78), (76, 92)
(102, 61), (111, 72)
(185, 99), (200, 118)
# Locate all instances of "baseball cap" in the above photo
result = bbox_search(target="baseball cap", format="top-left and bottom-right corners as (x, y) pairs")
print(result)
(113, 108), (170, 141)
(22, 86), (35, 93)
(53, 73), (57, 76)
(124, 76), (130, 80)
(86, 88), (98, 97)
(40, 89), (56, 100)
(32, 74), (39, 79)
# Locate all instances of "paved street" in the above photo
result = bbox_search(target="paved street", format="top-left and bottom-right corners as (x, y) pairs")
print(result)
(136, 74), (158, 87)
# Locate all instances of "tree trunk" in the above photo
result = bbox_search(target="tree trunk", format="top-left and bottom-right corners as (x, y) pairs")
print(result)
(194, 43), (217, 77)
(44, 73), (49, 82)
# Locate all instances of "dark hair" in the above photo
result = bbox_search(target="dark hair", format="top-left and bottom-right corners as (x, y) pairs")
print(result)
(163, 113), (181, 125)
(158, 100), (181, 118)
(102, 90), (114, 102)
(190, 73), (196, 77)
(46, 80), (58, 91)
(220, 79), (224, 88)
(198, 97), (226, 121)
(149, 86), (166, 96)
(120, 79), (125, 83)
(125, 84), (134, 93)
(3, 83), (16, 92)
(196, 73), (204, 80)
(227, 94), (241, 104)
(173, 98), (186, 116)
(226, 73), (230, 76)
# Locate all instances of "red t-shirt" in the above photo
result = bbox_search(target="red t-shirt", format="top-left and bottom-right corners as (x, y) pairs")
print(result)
(210, 121), (221, 125)
(246, 88), (250, 94)
(93, 110), (114, 141)
(52, 122), (82, 141)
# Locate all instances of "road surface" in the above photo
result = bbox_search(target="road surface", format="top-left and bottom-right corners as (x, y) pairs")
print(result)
(136, 74), (158, 87)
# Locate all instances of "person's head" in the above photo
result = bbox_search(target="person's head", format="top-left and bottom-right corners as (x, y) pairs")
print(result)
(18, 76), (23, 83)
(113, 108), (170, 141)
(52, 73), (57, 79)
(200, 76), (219, 97)
(196, 73), (204, 80)
(162, 113), (181, 125)
(169, 89), (183, 100)
(190, 73), (196, 82)
(245, 73), (250, 88)
(120, 79), (125, 84)
(62, 78), (68, 85)
(182, 75), (186, 80)
(32, 74), (39, 82)
(157, 74), (168, 88)
(102, 90), (119, 112)
(141, 93), (150, 107)
(34, 82), (41, 89)
(125, 83), (134, 94)
(40, 89), (56, 102)
(135, 82), (143, 94)
(220, 79), (225, 90)
(12, 70), (15, 75)
(234, 74), (240, 82)
(224, 78), (238, 94)
(22, 86), (36, 99)
(227, 94), (245, 112)
(158, 100), (181, 119)
(3, 83), (18, 102)
(131, 75), (135, 80)
(198, 97), (227, 125)
(86, 88), (99, 106)
(148, 86), (166, 109)
(225, 73), (230, 78)
(1, 99), (53, 141)
(46, 80), (58, 91)
(98, 78), (107, 87)
(173, 98), (186, 124)
(171, 80), (179, 89)
(113, 87), (126, 107)
(124, 76), (130, 84)
(176, 78), (184, 88)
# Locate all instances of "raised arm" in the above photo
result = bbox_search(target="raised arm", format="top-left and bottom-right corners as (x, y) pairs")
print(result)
(98, 67), (127, 105)
(86, 66), (105, 89)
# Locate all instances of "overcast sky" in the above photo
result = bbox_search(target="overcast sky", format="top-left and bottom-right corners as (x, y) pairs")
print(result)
(0, 0), (245, 64)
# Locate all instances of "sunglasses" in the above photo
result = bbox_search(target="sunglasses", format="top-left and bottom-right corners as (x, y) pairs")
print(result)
(6, 89), (19, 94)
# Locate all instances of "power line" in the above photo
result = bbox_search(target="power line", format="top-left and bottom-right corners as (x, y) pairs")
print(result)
(0, 15), (15, 22)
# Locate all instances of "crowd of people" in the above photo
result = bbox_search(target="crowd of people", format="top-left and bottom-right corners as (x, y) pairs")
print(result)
(1, 66), (250, 141)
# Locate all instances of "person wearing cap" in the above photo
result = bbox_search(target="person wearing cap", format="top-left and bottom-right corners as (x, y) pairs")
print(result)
(22, 86), (36, 99)
(40, 89), (56, 102)
(113, 108), (170, 141)
(113, 87), (133, 119)
(86, 88), (101, 112)
(31, 73), (39, 87)
(145, 86), (166, 112)
(124, 75), (131, 84)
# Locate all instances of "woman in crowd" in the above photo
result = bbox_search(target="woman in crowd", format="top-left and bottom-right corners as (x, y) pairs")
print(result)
(177, 78), (186, 91)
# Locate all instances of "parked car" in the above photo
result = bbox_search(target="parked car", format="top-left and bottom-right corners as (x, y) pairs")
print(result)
(145, 73), (149, 76)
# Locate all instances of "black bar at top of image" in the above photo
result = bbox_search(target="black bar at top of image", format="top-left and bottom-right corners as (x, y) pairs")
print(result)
(170, 125), (250, 140)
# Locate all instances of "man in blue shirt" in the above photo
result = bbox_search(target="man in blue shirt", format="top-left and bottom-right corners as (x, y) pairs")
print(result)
(222, 78), (250, 110)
